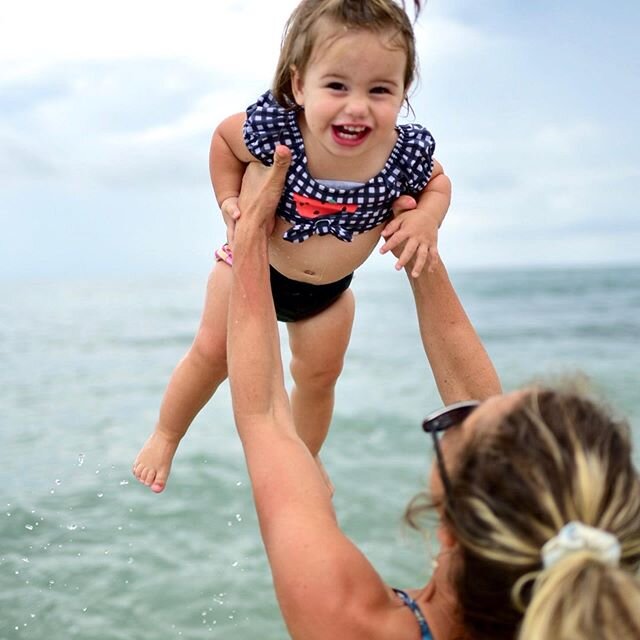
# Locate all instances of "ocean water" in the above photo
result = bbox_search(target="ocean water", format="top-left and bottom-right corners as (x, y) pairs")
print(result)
(1, 265), (639, 639)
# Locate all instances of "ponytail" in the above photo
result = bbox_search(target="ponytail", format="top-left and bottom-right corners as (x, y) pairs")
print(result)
(518, 552), (640, 639)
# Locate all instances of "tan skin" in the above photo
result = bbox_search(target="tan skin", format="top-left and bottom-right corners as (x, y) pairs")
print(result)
(228, 146), (502, 640)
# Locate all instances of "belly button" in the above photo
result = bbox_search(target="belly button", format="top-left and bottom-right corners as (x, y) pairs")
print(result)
(304, 269), (316, 276)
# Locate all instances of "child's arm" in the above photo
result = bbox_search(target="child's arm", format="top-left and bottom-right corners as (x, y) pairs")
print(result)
(379, 159), (451, 278)
(209, 112), (255, 243)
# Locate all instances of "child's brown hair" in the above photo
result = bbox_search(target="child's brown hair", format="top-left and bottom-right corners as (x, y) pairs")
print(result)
(273, 0), (422, 108)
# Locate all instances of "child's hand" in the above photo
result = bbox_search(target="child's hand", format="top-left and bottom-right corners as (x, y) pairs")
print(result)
(380, 207), (440, 278)
(221, 196), (240, 244)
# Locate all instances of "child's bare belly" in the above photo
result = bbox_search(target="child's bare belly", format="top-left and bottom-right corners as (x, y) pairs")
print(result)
(268, 217), (383, 284)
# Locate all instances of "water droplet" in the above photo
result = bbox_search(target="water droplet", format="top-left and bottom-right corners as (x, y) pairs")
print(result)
(22, 558), (29, 563)
(82, 607), (87, 613)
(67, 524), (77, 531)
(25, 525), (33, 531)
(55, 479), (61, 485)
(119, 480), (129, 486)
(77, 453), (85, 467)
(227, 521), (232, 527)
(127, 557), (134, 564)
(49, 489), (55, 495)
(235, 513), (242, 522)
(231, 561), (238, 567)
(6, 512), (11, 517)
(95, 470), (100, 475)
(236, 481), (243, 486)
(96, 493), (104, 498)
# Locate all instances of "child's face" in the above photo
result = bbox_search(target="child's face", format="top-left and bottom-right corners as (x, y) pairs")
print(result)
(291, 23), (407, 168)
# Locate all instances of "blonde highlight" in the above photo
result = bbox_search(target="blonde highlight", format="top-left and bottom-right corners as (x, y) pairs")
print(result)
(407, 384), (640, 639)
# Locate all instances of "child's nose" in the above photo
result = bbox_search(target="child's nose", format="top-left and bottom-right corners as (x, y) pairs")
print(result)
(344, 96), (368, 119)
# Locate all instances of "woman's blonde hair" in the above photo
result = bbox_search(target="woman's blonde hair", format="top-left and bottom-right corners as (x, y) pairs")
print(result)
(407, 386), (640, 640)
(272, 0), (422, 108)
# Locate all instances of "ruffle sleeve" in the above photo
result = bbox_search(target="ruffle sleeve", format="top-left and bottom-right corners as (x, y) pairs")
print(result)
(392, 124), (436, 194)
(243, 90), (299, 166)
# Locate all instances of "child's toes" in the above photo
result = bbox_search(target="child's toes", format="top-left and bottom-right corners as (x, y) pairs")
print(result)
(150, 466), (167, 492)
(151, 477), (166, 493)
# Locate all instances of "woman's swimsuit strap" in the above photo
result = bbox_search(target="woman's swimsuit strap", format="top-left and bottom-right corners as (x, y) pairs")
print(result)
(393, 589), (434, 640)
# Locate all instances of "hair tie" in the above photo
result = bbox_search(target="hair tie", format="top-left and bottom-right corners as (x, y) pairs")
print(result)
(541, 521), (621, 569)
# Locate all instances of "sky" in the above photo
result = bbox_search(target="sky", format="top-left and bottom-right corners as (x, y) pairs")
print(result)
(1, 0), (639, 278)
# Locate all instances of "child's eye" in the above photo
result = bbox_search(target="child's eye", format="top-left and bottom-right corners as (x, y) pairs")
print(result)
(326, 82), (347, 91)
(370, 86), (391, 95)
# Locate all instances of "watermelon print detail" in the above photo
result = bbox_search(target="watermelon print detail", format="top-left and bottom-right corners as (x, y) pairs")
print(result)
(292, 194), (359, 219)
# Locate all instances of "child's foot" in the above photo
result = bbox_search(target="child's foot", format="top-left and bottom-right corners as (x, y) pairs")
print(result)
(315, 455), (335, 497)
(132, 431), (179, 493)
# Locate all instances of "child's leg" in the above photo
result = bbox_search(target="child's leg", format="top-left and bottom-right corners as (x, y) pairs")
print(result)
(133, 262), (232, 493)
(286, 289), (355, 457)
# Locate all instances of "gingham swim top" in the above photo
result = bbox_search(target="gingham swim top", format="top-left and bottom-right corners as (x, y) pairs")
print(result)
(243, 90), (436, 243)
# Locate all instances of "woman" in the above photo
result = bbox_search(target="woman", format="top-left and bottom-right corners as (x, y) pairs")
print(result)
(227, 146), (640, 639)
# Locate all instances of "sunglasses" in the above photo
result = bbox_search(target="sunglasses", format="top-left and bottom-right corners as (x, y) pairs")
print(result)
(422, 400), (481, 501)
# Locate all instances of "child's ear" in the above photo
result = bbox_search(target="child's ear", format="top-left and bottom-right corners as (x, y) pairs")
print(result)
(290, 65), (304, 107)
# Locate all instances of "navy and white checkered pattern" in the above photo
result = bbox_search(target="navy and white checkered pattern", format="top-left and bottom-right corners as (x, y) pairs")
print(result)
(243, 91), (436, 243)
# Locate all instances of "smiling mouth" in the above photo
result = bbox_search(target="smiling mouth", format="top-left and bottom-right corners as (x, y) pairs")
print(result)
(332, 124), (371, 145)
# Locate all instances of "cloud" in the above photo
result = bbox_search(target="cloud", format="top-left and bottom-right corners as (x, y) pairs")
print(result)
(1, 1), (638, 274)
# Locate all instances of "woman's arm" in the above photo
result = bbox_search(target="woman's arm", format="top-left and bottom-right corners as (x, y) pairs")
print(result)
(227, 147), (393, 639)
(389, 193), (501, 404)
(409, 260), (501, 403)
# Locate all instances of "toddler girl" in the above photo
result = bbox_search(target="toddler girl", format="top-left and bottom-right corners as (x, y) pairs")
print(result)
(133, 0), (451, 493)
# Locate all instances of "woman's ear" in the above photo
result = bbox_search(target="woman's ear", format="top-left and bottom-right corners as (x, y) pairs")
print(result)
(437, 523), (457, 549)
(290, 65), (304, 107)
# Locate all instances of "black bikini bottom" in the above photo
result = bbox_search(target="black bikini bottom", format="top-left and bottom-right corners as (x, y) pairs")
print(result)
(270, 266), (353, 323)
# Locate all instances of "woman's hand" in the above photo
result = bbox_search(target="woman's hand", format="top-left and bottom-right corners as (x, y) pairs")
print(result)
(236, 145), (291, 237)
